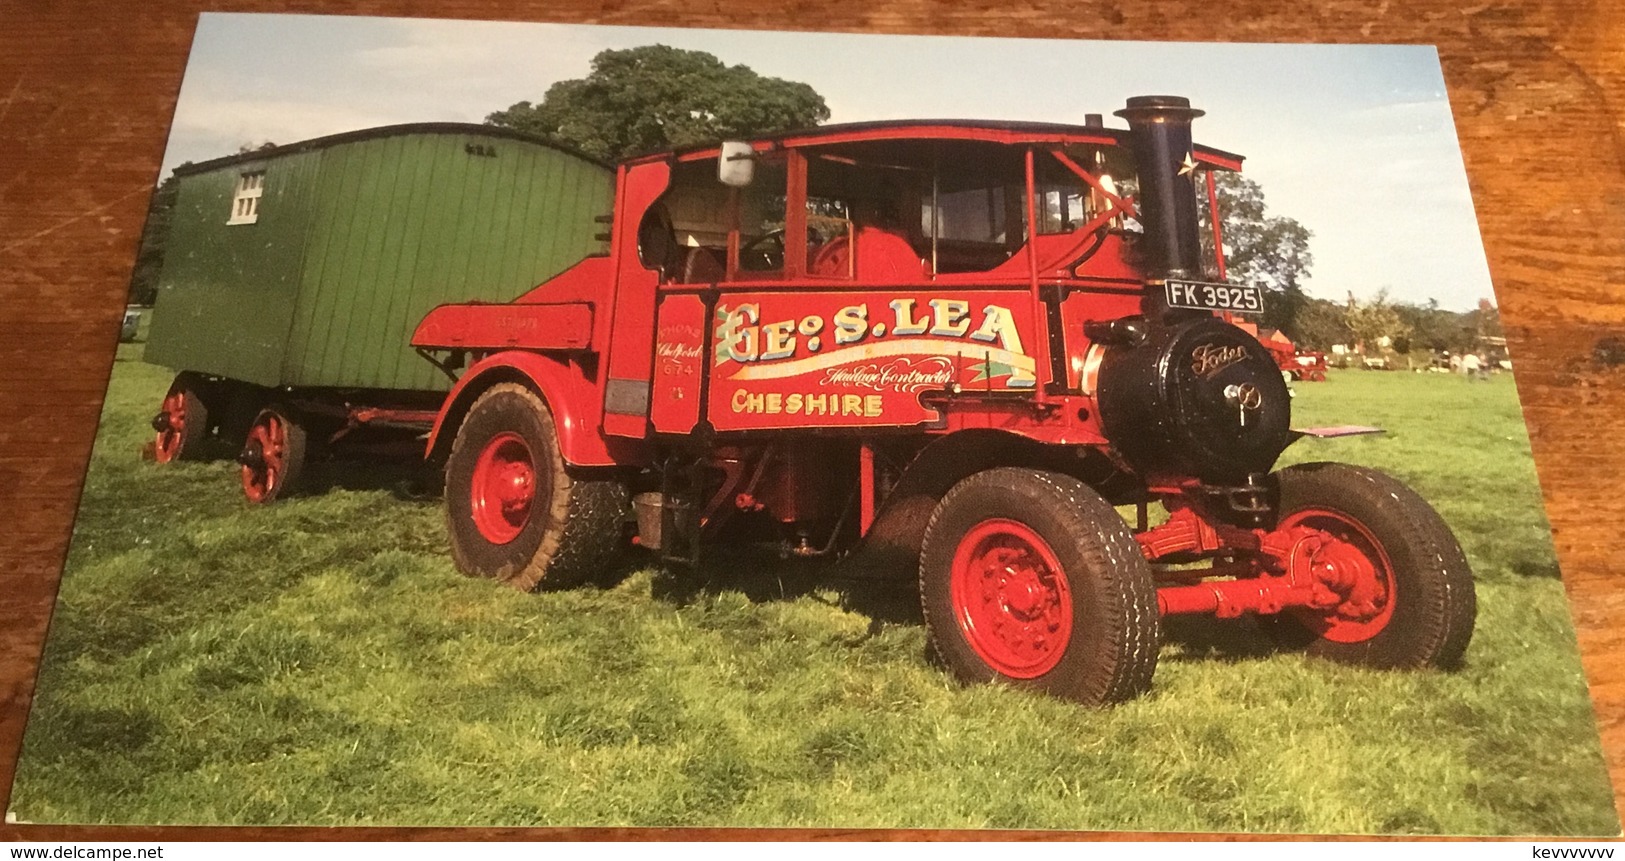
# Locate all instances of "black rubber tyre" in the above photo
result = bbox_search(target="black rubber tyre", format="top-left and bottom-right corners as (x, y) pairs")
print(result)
(239, 406), (306, 504)
(154, 375), (210, 463)
(1266, 462), (1476, 669)
(919, 467), (1159, 705)
(444, 383), (629, 591)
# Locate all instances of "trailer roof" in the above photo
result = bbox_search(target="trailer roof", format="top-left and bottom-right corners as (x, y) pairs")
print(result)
(636, 118), (1245, 169)
(173, 122), (611, 177)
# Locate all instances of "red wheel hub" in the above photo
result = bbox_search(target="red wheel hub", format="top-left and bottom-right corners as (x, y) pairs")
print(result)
(241, 413), (287, 503)
(948, 518), (1073, 678)
(470, 432), (537, 544)
(1280, 508), (1396, 642)
(155, 390), (186, 463)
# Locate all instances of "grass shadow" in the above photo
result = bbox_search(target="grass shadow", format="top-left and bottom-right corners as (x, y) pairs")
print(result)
(646, 543), (923, 626)
(297, 457), (440, 503)
(1158, 614), (1280, 663)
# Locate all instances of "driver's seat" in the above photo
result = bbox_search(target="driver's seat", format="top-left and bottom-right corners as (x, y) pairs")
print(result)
(811, 226), (929, 280)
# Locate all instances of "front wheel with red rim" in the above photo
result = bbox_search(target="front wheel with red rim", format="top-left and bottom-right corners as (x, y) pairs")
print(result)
(153, 377), (209, 463)
(1267, 462), (1476, 669)
(443, 383), (629, 592)
(239, 408), (306, 504)
(920, 467), (1159, 706)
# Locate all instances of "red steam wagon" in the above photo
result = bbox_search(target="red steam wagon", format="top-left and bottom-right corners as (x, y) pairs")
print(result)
(412, 96), (1476, 705)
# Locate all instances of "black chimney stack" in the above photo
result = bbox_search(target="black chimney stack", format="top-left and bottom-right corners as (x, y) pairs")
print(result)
(1114, 95), (1205, 280)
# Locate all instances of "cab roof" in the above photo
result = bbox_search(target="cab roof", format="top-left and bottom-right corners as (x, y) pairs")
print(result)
(635, 118), (1245, 170)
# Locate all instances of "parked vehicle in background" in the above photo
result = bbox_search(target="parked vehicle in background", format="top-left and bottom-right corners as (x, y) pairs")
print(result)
(412, 96), (1476, 705)
(120, 308), (142, 343)
(1288, 350), (1329, 381)
(142, 124), (613, 502)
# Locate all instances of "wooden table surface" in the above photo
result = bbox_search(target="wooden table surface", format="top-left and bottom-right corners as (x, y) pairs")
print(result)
(3, 0), (1623, 841)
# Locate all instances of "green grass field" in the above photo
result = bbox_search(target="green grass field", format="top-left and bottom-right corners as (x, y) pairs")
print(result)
(8, 348), (1618, 834)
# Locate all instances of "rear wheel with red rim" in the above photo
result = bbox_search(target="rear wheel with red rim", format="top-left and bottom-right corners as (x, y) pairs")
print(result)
(443, 383), (629, 592)
(153, 376), (209, 463)
(239, 407), (306, 504)
(920, 467), (1159, 706)
(1266, 462), (1476, 668)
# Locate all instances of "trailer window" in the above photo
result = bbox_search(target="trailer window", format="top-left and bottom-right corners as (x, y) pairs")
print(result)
(228, 171), (264, 225)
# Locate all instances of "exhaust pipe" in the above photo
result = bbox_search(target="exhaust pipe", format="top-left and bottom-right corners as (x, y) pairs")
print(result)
(1114, 95), (1206, 281)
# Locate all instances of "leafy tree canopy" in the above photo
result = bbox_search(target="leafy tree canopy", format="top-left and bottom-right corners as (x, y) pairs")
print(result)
(487, 45), (830, 161)
(1344, 289), (1412, 354)
(128, 168), (187, 307)
(1206, 172), (1314, 336)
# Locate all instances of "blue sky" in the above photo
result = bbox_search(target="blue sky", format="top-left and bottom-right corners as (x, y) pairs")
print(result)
(162, 14), (1496, 310)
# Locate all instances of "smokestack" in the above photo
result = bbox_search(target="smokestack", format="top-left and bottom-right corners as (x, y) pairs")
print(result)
(1114, 95), (1206, 280)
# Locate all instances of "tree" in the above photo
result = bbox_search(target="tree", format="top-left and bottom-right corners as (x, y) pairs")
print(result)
(1202, 172), (1314, 337)
(1292, 298), (1351, 352)
(128, 168), (186, 307)
(1344, 289), (1411, 356)
(487, 45), (830, 161)
(1392, 298), (1462, 353)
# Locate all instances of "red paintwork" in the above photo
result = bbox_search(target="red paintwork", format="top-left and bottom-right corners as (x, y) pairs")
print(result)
(417, 121), (1234, 461)
(810, 227), (930, 280)
(514, 256), (617, 307)
(1144, 503), (1394, 640)
(650, 293), (708, 435)
(1293, 425), (1382, 438)
(470, 431), (536, 544)
(1206, 170), (1228, 281)
(601, 161), (672, 439)
(348, 407), (439, 428)
(1275, 507), (1395, 642)
(706, 289), (1042, 433)
(155, 389), (187, 463)
(1286, 351), (1329, 381)
(414, 115), (1375, 636)
(424, 350), (645, 468)
(949, 518), (1073, 678)
(858, 443), (875, 536)
(242, 411), (291, 504)
(657, 122), (1243, 172)
(412, 303), (594, 352)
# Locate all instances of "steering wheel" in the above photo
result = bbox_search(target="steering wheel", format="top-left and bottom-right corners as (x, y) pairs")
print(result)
(738, 229), (787, 272)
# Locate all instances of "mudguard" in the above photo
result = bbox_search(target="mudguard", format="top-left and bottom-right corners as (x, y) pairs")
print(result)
(425, 351), (647, 468)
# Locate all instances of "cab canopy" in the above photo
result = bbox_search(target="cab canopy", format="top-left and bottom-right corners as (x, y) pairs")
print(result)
(627, 119), (1242, 286)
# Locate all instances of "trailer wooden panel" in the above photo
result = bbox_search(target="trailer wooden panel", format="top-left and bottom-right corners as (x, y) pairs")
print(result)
(145, 124), (613, 392)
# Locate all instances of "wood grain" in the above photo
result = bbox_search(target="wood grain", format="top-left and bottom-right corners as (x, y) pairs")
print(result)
(3, 0), (1623, 840)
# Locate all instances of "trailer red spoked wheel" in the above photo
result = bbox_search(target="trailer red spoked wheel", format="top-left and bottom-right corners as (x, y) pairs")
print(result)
(1278, 508), (1396, 643)
(155, 389), (189, 463)
(919, 467), (1159, 705)
(152, 377), (209, 463)
(469, 432), (536, 544)
(948, 518), (1073, 678)
(1266, 463), (1476, 668)
(239, 408), (306, 504)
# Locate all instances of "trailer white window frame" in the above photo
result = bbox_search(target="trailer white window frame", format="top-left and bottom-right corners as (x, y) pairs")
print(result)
(228, 170), (265, 225)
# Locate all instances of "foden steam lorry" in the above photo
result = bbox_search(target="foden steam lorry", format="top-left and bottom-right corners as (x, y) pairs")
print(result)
(176, 96), (1479, 706)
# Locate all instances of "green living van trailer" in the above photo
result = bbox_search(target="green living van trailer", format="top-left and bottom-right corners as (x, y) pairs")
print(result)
(144, 123), (614, 501)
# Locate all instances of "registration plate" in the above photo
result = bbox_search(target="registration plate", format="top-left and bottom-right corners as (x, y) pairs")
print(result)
(1164, 279), (1264, 314)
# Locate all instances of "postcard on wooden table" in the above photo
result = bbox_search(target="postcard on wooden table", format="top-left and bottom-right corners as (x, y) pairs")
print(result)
(10, 12), (1617, 835)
